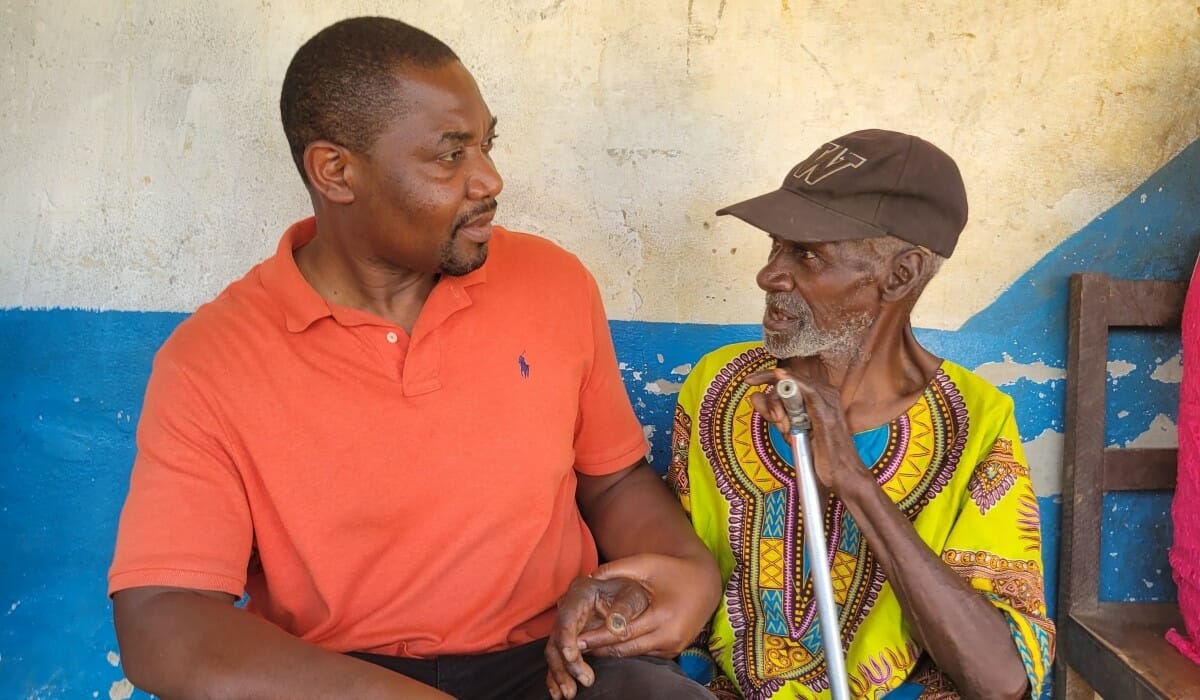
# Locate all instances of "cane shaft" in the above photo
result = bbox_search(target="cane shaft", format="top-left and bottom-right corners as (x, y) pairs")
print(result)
(777, 379), (851, 700)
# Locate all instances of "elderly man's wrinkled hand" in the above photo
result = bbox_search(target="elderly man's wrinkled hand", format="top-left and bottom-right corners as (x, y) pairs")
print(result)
(578, 553), (719, 659)
(744, 367), (859, 491)
(545, 572), (651, 699)
(544, 552), (719, 699)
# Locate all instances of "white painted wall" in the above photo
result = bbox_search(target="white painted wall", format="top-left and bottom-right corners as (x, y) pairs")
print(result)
(3, 1), (1198, 327)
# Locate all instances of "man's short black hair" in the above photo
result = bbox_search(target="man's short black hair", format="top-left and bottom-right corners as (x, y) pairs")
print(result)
(280, 17), (460, 185)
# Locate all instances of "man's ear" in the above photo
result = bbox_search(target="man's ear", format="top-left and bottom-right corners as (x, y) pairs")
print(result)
(303, 140), (356, 205)
(881, 247), (928, 302)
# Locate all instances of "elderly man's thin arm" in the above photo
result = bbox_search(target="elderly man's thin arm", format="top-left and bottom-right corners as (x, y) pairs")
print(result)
(112, 586), (452, 700)
(838, 473), (1030, 700)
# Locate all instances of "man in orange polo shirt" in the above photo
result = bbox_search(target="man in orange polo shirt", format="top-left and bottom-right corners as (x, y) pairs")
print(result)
(108, 17), (720, 700)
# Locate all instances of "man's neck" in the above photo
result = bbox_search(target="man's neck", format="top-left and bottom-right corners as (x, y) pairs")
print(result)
(294, 229), (437, 335)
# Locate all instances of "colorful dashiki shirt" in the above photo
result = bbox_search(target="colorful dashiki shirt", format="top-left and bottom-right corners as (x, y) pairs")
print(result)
(667, 342), (1055, 699)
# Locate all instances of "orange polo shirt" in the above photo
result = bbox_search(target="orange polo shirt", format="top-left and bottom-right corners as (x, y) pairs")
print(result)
(108, 218), (648, 657)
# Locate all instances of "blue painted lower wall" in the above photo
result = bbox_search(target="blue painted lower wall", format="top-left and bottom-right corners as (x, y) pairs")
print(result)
(0, 308), (1165, 698)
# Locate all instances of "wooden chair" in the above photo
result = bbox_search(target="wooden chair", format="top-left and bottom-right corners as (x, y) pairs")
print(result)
(1056, 272), (1200, 699)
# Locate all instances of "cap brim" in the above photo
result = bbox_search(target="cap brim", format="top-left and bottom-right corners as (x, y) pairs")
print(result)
(716, 188), (885, 244)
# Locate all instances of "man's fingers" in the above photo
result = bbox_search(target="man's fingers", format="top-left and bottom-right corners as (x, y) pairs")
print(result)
(574, 573), (651, 622)
(584, 629), (676, 660)
(589, 562), (643, 582)
(545, 671), (566, 700)
(553, 578), (601, 658)
(744, 368), (784, 386)
(545, 643), (590, 700)
(551, 633), (594, 688)
(748, 391), (790, 432)
(544, 649), (577, 699)
(607, 610), (629, 636)
(578, 606), (660, 651)
(564, 653), (594, 691)
(604, 581), (651, 636)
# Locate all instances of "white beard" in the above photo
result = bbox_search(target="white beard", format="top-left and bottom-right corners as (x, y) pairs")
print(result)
(762, 292), (874, 359)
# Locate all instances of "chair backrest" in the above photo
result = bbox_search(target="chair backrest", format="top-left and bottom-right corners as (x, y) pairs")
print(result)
(1057, 272), (1187, 618)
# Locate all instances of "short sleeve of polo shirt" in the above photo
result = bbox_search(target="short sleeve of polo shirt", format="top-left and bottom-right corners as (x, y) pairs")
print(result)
(570, 269), (647, 476)
(108, 348), (253, 598)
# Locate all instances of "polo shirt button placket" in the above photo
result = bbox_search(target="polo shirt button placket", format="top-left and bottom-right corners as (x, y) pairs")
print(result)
(385, 331), (399, 344)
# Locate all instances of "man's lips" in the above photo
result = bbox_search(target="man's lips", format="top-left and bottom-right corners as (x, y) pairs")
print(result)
(457, 209), (496, 244)
(763, 305), (799, 331)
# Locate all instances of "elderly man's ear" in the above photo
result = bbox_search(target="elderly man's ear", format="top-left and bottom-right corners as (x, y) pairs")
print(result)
(880, 248), (930, 303)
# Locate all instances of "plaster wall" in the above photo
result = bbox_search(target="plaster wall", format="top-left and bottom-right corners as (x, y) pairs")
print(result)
(3, 1), (1197, 327)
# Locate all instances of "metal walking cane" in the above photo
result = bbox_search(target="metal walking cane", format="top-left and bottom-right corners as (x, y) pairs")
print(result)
(776, 378), (852, 700)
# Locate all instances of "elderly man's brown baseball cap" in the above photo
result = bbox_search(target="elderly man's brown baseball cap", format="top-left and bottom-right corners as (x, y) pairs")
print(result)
(716, 129), (968, 258)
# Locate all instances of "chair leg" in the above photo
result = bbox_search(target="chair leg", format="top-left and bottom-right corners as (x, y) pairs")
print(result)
(1060, 665), (1097, 700)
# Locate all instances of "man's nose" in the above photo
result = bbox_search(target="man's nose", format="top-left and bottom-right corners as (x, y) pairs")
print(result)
(756, 259), (794, 292)
(467, 154), (503, 200)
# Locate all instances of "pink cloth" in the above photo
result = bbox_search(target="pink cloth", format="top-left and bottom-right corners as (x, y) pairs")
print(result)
(1170, 254), (1200, 664)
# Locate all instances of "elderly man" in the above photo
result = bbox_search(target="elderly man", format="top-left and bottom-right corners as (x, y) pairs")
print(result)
(108, 16), (719, 700)
(666, 130), (1055, 699)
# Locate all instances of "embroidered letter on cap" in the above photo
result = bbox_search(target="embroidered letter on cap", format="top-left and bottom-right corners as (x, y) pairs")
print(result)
(791, 142), (867, 185)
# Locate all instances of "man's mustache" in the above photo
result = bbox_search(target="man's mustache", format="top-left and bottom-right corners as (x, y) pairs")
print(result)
(453, 199), (499, 230)
(765, 291), (810, 317)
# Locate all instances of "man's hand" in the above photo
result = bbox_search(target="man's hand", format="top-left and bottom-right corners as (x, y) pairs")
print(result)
(561, 460), (720, 699)
(745, 367), (866, 493)
(544, 553), (715, 700)
(544, 572), (650, 699)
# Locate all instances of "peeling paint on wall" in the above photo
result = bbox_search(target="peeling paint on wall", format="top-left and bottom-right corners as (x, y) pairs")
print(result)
(973, 354), (1065, 386)
(644, 378), (684, 396)
(1123, 413), (1178, 448)
(1021, 428), (1065, 496)
(642, 424), (658, 463)
(107, 679), (133, 700)
(1152, 352), (1183, 383)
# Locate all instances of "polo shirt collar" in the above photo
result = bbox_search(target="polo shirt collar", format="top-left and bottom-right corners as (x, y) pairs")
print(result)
(260, 217), (491, 334)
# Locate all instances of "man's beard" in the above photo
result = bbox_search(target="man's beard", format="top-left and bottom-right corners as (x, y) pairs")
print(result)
(762, 291), (874, 359)
(438, 237), (487, 277)
(438, 200), (498, 277)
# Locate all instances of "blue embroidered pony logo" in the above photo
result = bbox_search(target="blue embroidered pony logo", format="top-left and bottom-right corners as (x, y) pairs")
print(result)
(518, 352), (530, 379)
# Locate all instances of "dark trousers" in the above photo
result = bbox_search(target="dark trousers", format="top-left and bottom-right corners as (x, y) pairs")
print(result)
(350, 638), (715, 700)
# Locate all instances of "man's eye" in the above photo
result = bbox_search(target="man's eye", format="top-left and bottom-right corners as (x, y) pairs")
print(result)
(769, 239), (815, 261)
(439, 149), (466, 163)
(482, 134), (498, 152)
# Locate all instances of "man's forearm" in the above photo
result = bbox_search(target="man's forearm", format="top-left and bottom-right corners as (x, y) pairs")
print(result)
(113, 587), (451, 700)
(577, 461), (714, 565)
(838, 472), (1029, 700)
